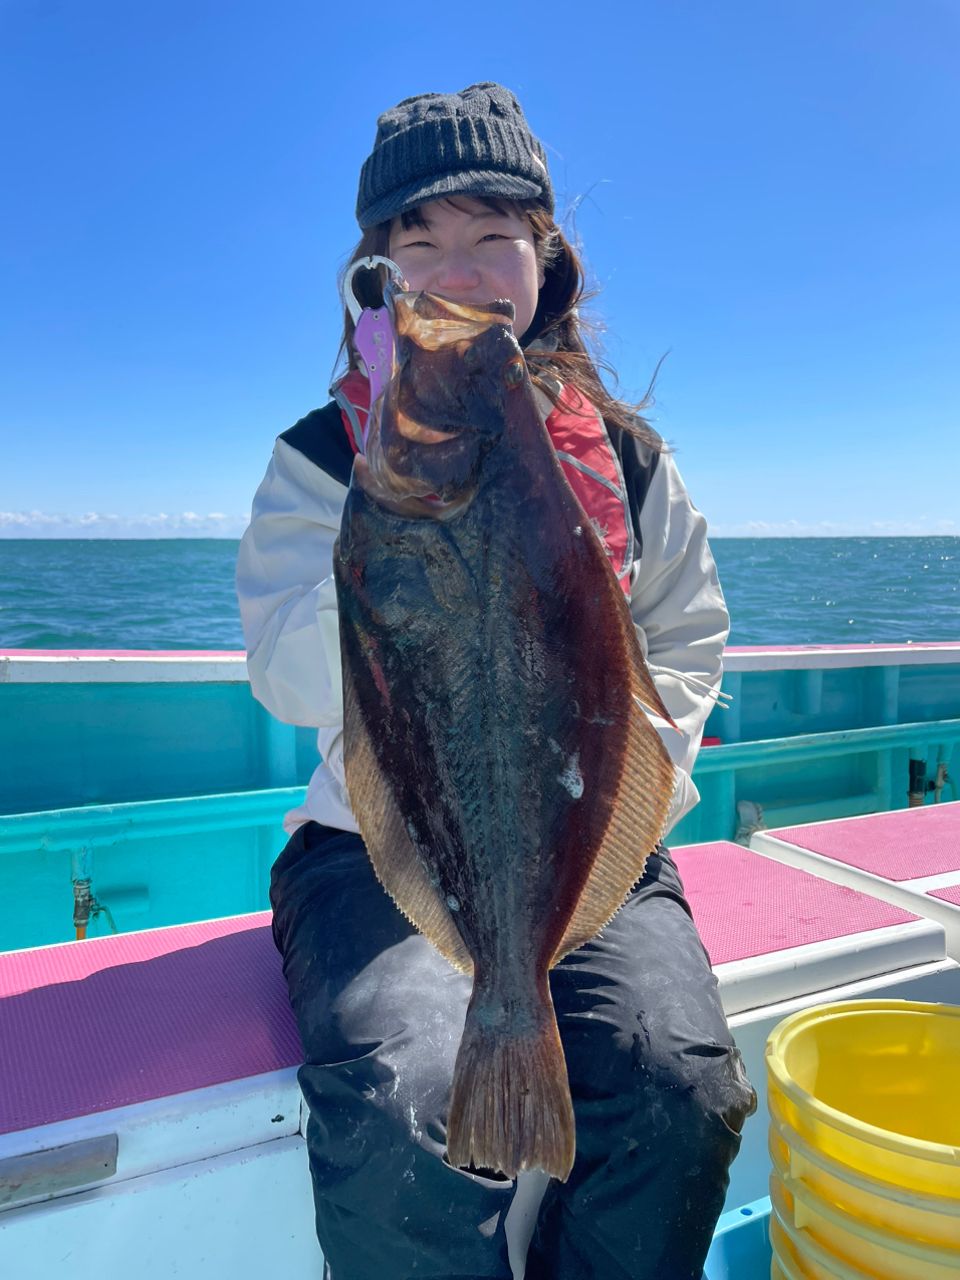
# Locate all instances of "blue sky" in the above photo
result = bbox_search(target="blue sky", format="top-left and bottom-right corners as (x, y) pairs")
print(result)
(2, 0), (957, 538)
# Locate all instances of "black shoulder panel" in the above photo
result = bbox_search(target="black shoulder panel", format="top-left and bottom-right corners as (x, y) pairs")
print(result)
(280, 401), (354, 487)
(608, 422), (662, 560)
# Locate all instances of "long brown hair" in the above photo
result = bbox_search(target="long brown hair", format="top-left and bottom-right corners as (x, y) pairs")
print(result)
(335, 197), (664, 449)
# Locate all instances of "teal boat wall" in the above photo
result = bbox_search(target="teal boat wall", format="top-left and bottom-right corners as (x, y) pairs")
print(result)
(0, 789), (300, 951)
(675, 645), (960, 844)
(0, 662), (320, 815)
(2, 647), (957, 819)
(1, 646), (958, 948)
(899, 660), (960, 720)
(706, 652), (960, 743)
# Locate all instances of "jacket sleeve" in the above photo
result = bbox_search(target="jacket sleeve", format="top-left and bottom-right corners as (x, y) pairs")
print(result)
(629, 449), (729, 836)
(235, 435), (347, 729)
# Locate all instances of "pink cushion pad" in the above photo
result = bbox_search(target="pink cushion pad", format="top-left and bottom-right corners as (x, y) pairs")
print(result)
(766, 803), (960, 882)
(0, 913), (272, 998)
(673, 841), (917, 968)
(0, 914), (303, 1137)
(928, 884), (960, 907)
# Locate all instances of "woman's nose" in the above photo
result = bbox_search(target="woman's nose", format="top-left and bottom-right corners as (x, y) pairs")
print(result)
(433, 250), (482, 292)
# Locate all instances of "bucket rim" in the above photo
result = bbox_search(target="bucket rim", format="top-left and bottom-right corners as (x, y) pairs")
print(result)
(765, 999), (960, 1167)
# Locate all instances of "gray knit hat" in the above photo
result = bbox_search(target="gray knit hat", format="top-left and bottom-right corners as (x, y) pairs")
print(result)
(356, 82), (554, 229)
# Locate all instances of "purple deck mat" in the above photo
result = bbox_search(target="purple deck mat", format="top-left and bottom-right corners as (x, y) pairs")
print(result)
(0, 914), (303, 1136)
(673, 841), (917, 967)
(928, 884), (960, 907)
(0, 845), (928, 1139)
(764, 802), (960, 882)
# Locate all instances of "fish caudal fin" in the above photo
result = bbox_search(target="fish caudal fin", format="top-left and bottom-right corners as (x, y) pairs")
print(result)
(446, 996), (575, 1181)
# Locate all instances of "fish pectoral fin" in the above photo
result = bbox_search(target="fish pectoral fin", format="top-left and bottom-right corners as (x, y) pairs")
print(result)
(341, 654), (473, 976)
(551, 693), (675, 965)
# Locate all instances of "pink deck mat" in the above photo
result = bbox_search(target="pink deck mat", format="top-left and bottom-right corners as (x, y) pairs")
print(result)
(0, 914), (303, 1137)
(764, 802), (960, 882)
(672, 841), (918, 968)
(929, 885), (960, 907)
(0, 849), (924, 1138)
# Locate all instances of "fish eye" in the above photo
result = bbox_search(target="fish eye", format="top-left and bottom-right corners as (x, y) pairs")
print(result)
(504, 358), (525, 387)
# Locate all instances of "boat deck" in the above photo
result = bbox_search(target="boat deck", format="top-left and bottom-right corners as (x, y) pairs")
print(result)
(752, 801), (960, 958)
(2, 645), (959, 1275)
(3, 814), (959, 1277)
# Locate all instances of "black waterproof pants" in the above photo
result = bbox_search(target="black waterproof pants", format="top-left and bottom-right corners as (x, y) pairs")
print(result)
(270, 821), (756, 1280)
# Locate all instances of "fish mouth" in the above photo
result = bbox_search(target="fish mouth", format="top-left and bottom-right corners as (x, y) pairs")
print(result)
(352, 454), (474, 521)
(353, 289), (515, 517)
(394, 293), (515, 349)
(395, 409), (460, 445)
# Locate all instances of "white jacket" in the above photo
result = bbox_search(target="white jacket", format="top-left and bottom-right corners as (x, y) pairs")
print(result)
(236, 405), (729, 839)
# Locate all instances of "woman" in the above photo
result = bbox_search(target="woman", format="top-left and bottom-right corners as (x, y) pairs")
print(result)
(237, 81), (755, 1280)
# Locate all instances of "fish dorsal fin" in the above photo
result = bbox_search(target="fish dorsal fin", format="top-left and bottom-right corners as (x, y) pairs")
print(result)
(632, 652), (677, 730)
(551, 662), (676, 966)
(342, 655), (474, 976)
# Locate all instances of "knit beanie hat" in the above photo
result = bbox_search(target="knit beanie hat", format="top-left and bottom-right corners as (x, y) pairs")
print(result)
(356, 82), (554, 229)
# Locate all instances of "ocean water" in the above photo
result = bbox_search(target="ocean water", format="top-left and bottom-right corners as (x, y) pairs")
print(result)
(0, 536), (957, 650)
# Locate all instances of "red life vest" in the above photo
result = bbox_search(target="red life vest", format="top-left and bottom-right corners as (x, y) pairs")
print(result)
(332, 370), (635, 597)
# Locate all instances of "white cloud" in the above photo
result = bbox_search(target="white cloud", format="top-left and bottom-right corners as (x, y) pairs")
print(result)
(3, 510), (956, 541)
(0, 511), (250, 538)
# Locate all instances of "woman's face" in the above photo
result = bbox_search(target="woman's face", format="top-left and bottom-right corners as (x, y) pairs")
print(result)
(388, 197), (543, 342)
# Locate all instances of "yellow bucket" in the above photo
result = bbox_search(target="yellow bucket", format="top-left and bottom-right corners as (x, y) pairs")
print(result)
(771, 1173), (959, 1278)
(769, 1211), (867, 1279)
(765, 1000), (960, 1277)
(768, 1115), (960, 1248)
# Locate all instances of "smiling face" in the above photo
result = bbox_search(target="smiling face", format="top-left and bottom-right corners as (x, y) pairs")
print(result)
(388, 197), (543, 342)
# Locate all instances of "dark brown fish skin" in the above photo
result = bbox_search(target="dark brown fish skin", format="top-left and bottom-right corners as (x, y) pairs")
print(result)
(335, 296), (674, 1179)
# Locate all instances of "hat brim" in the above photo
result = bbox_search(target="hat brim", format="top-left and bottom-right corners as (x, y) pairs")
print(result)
(358, 169), (545, 229)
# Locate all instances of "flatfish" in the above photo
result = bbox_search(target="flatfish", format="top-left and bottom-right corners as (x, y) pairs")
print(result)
(334, 290), (675, 1180)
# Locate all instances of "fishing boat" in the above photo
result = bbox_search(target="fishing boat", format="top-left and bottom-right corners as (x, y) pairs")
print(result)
(2, 642), (959, 1277)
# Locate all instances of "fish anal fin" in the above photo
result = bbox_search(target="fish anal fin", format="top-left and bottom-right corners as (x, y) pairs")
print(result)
(551, 695), (675, 965)
(342, 656), (473, 975)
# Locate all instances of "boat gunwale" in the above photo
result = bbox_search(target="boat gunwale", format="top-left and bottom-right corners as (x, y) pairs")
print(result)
(2, 642), (959, 684)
